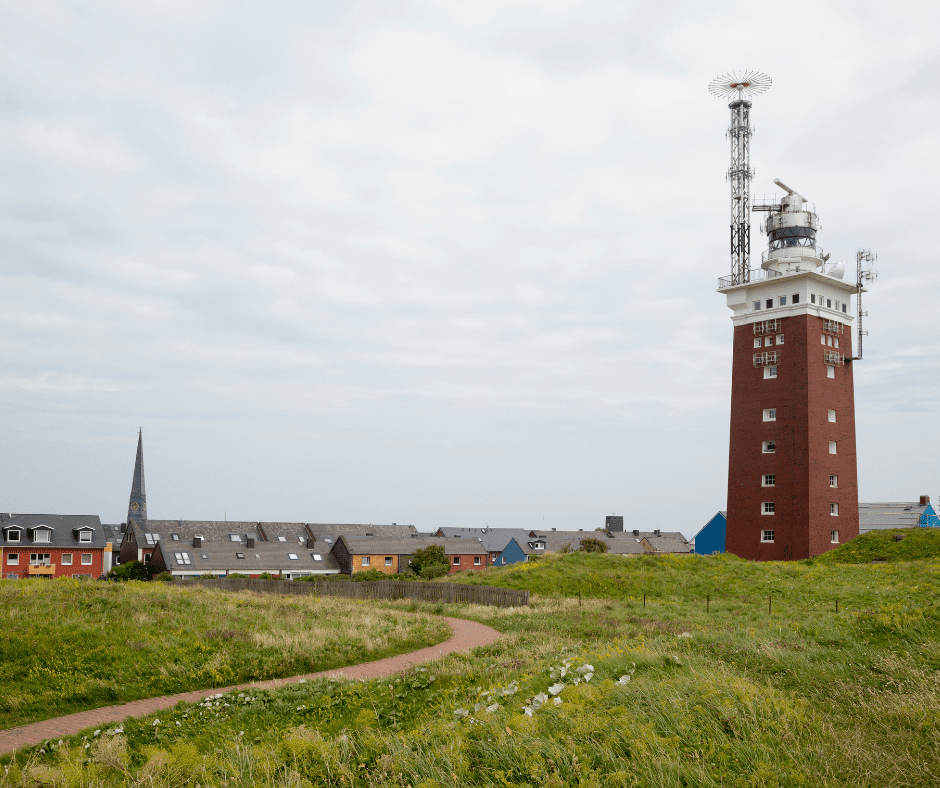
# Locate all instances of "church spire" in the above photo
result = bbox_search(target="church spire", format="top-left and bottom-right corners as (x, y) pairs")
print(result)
(127, 429), (147, 523)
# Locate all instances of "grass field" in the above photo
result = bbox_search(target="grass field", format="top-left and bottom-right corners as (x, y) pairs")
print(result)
(3, 552), (940, 787)
(0, 579), (451, 729)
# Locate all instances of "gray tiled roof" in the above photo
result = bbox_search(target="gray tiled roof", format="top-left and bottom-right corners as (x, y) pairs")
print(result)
(0, 514), (105, 548)
(309, 524), (418, 542)
(435, 528), (534, 553)
(127, 519), (263, 547)
(858, 502), (929, 532)
(338, 536), (486, 556)
(642, 535), (692, 554)
(156, 540), (340, 574)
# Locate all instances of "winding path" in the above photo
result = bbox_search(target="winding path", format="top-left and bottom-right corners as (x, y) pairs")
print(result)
(0, 615), (500, 755)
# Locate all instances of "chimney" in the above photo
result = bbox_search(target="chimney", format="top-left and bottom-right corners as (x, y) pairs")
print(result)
(193, 536), (202, 548)
(306, 537), (316, 549)
(633, 530), (640, 536)
(921, 495), (930, 506)
(246, 537), (255, 548)
(552, 528), (556, 531)
(654, 529), (661, 537)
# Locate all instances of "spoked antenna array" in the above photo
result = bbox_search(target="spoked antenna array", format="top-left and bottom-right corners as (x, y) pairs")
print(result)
(709, 71), (772, 286)
(854, 250), (878, 360)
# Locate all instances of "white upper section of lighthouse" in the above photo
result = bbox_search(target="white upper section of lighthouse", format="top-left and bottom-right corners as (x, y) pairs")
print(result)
(759, 179), (824, 275)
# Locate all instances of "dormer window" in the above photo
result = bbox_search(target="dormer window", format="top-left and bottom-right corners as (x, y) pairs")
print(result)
(79, 531), (92, 543)
(6, 529), (21, 543)
(144, 533), (160, 546)
(32, 529), (51, 544)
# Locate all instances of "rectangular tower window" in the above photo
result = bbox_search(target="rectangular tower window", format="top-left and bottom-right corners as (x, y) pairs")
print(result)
(827, 298), (832, 309)
(827, 336), (832, 346)
(766, 299), (773, 309)
(765, 336), (773, 347)
(779, 296), (787, 306)
(821, 334), (826, 345)
(834, 300), (840, 311)
(830, 475), (838, 488)
(831, 530), (839, 543)
(828, 409), (836, 422)
(762, 441), (776, 453)
(827, 366), (835, 378)
(754, 338), (761, 348)
(792, 294), (800, 304)
(763, 474), (776, 486)
(761, 530), (775, 543)
(776, 335), (784, 345)
(811, 294), (816, 304)
(833, 338), (839, 349)
(764, 366), (777, 379)
(753, 301), (761, 311)
(762, 502), (775, 515)
(763, 408), (776, 421)
(830, 503), (839, 516)
(829, 441), (837, 454)
(842, 303), (847, 313)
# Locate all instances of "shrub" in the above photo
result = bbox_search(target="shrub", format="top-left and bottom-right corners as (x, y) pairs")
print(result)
(352, 568), (389, 582)
(109, 560), (150, 581)
(228, 573), (248, 579)
(152, 571), (173, 583)
(578, 538), (609, 554)
(410, 545), (450, 579)
(258, 572), (276, 579)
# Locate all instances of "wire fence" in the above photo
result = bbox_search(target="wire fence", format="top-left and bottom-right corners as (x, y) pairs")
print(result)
(174, 577), (529, 608)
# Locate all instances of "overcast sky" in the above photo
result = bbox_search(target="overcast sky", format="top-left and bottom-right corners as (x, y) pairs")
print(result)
(1, 0), (937, 536)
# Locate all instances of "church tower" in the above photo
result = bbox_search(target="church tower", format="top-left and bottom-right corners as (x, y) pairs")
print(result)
(127, 429), (147, 523)
(710, 72), (873, 560)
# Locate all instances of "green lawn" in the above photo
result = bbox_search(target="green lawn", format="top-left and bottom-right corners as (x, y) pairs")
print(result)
(4, 554), (940, 787)
(0, 579), (450, 729)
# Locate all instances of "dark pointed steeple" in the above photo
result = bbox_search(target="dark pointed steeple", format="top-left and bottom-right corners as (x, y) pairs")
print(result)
(127, 429), (147, 523)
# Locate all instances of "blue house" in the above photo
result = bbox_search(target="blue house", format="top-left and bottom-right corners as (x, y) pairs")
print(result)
(493, 537), (528, 567)
(692, 511), (726, 555)
(919, 502), (939, 528)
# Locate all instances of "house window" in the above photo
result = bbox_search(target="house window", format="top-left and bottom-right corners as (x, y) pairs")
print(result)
(792, 294), (800, 304)
(7, 530), (20, 542)
(171, 534), (180, 541)
(452, 556), (461, 565)
(826, 299), (832, 309)
(81, 554), (93, 565)
(298, 536), (305, 543)
(827, 336), (832, 346)
(474, 556), (481, 565)
(763, 474), (776, 486)
(7, 553), (18, 565)
(384, 556), (393, 566)
(30, 553), (51, 565)
(361, 556), (370, 566)
(776, 335), (784, 345)
(288, 553), (299, 560)
(754, 338), (762, 348)
(831, 530), (839, 543)
(33, 530), (50, 543)
(827, 366), (835, 378)
(144, 554), (151, 563)
(62, 553), (73, 565)
(79, 531), (92, 543)
(229, 534), (241, 542)
(762, 502), (775, 515)
(144, 533), (160, 546)
(763, 408), (776, 421)
(761, 530), (775, 543)
(828, 409), (836, 422)
(311, 553), (322, 561)
(766, 299), (773, 309)
(765, 336), (774, 347)
(830, 503), (839, 516)
(235, 552), (245, 559)
(753, 301), (761, 311)
(201, 552), (209, 559)
(779, 296), (787, 307)
(174, 552), (191, 565)
(829, 441), (837, 454)
(821, 335), (826, 345)
(762, 440), (776, 453)
(833, 338), (839, 349)
(830, 475), (838, 488)
(764, 366), (777, 379)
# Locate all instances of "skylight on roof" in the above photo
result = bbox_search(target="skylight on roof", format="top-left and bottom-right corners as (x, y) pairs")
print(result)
(200, 553), (209, 559)
(229, 534), (241, 542)
(288, 553), (299, 560)
(311, 553), (322, 561)
(277, 536), (286, 542)
(235, 552), (245, 559)
(171, 534), (180, 540)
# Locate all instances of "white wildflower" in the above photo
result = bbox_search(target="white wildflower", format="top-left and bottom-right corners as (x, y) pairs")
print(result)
(679, 632), (692, 638)
(576, 664), (594, 674)
(572, 677), (581, 686)
(152, 719), (160, 726)
(239, 731), (245, 736)
(473, 703), (484, 713)
(532, 692), (548, 710)
(523, 707), (534, 717)
(454, 708), (469, 718)
(176, 721), (181, 726)
(502, 682), (518, 696)
(486, 703), (500, 713)
(617, 675), (631, 685)
(298, 679), (306, 684)
(548, 683), (565, 696)
(583, 673), (593, 683)
(552, 697), (563, 706)
(93, 730), (101, 737)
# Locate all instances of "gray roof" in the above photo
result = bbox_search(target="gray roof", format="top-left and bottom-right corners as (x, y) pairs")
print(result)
(0, 514), (106, 549)
(338, 536), (486, 556)
(155, 540), (340, 574)
(101, 523), (126, 545)
(642, 535), (692, 554)
(127, 519), (263, 547)
(859, 502), (930, 532)
(309, 524), (418, 542)
(435, 528), (534, 553)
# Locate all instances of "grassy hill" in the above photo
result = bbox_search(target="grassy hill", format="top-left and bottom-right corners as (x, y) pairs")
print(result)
(5, 554), (940, 787)
(817, 527), (940, 563)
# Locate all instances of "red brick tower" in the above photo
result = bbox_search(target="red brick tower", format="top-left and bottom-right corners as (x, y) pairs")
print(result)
(719, 183), (862, 559)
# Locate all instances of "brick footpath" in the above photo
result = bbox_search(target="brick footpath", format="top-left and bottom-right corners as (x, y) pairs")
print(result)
(0, 616), (500, 754)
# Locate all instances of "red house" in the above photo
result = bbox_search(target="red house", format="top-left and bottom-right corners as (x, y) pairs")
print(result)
(0, 514), (111, 579)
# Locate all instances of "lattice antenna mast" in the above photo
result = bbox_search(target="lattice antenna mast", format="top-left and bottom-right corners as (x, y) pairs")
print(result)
(854, 250), (877, 360)
(709, 71), (772, 285)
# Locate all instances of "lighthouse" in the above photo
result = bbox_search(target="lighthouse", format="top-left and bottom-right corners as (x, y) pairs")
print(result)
(710, 72), (874, 560)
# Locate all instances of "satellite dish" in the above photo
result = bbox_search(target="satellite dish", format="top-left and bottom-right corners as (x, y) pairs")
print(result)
(828, 261), (845, 279)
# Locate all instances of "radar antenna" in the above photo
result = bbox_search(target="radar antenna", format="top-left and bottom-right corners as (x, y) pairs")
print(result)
(709, 71), (772, 286)
(853, 249), (877, 360)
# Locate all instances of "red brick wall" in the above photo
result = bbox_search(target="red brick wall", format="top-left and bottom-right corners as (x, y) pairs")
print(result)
(726, 314), (859, 560)
(448, 554), (488, 573)
(2, 547), (104, 578)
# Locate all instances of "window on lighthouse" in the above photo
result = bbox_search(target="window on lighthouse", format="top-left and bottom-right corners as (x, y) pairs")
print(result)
(763, 474), (776, 486)
(764, 366), (777, 379)
(763, 408), (776, 421)
(766, 299), (773, 309)
(753, 301), (761, 311)
(830, 503), (839, 516)
(754, 338), (762, 348)
(776, 335), (784, 345)
(828, 409), (836, 422)
(762, 502), (775, 515)
(830, 475), (838, 488)
(779, 296), (787, 306)
(829, 441), (837, 454)
(761, 530), (775, 543)
(827, 366), (835, 378)
(762, 441), (776, 453)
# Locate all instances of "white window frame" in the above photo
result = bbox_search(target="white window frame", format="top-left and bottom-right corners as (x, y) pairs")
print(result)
(311, 552), (322, 561)
(452, 556), (461, 565)
(81, 553), (93, 565)
(764, 366), (777, 379)
(30, 553), (51, 565)
(288, 553), (299, 560)
(833, 338), (839, 349)
(33, 530), (51, 544)
(763, 474), (775, 487)
(79, 531), (92, 543)
(174, 551), (191, 565)
(763, 408), (776, 422)
(831, 530), (839, 543)
(762, 502), (776, 515)
(6, 530), (21, 543)
(765, 336), (773, 347)
(7, 553), (19, 565)
(753, 301), (761, 311)
(277, 536), (287, 542)
(776, 335), (784, 345)
(829, 441), (837, 454)
(761, 530), (775, 543)
(827, 366), (835, 378)
(474, 556), (481, 565)
(821, 334), (826, 345)
(62, 553), (73, 565)
(229, 534), (241, 542)
(830, 503), (839, 516)
(779, 296), (787, 307)
(762, 440), (776, 453)
(361, 556), (370, 567)
(828, 409), (836, 422)
(830, 474), (838, 488)
(384, 556), (393, 566)
(754, 338), (762, 348)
